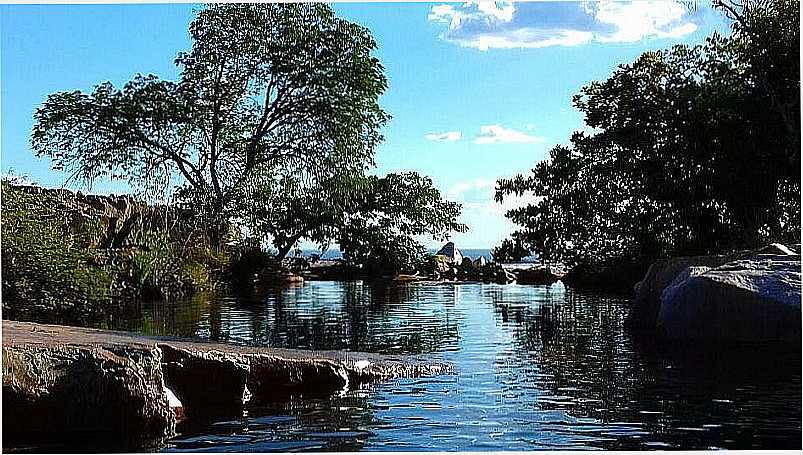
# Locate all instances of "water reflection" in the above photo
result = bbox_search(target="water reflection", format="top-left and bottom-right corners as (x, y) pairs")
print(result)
(122, 281), (460, 355)
(108, 281), (800, 451)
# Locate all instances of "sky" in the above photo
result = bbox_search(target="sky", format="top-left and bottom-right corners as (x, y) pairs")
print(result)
(0, 1), (729, 249)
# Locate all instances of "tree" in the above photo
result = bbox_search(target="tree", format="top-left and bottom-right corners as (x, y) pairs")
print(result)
(491, 238), (530, 263)
(246, 171), (467, 269)
(496, 0), (800, 268)
(32, 3), (389, 248)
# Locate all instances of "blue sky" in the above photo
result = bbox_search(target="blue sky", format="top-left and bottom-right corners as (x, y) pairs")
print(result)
(1, 1), (728, 249)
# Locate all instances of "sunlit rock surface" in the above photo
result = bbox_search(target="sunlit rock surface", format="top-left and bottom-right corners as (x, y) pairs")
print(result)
(657, 256), (801, 343)
(2, 320), (453, 449)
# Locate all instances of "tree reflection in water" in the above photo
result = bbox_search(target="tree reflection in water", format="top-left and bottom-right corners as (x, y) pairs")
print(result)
(123, 281), (460, 355)
(487, 285), (802, 450)
(109, 281), (800, 451)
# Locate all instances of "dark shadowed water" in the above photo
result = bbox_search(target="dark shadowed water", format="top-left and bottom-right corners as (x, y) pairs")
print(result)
(99, 282), (803, 450)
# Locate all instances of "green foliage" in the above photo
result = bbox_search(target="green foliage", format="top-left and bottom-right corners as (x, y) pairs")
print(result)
(2, 181), (227, 320)
(246, 171), (466, 273)
(227, 246), (276, 289)
(31, 3), (389, 248)
(1, 182), (113, 321)
(339, 228), (427, 276)
(496, 0), (800, 267)
(491, 238), (530, 263)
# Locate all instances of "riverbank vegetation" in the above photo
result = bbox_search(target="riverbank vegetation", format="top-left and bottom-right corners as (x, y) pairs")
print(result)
(495, 0), (800, 289)
(3, 3), (466, 321)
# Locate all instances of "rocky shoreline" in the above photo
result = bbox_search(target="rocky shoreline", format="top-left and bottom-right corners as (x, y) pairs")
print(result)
(2, 321), (453, 450)
(628, 243), (801, 344)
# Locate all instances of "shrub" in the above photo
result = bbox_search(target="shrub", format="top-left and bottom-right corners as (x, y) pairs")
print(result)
(1, 182), (114, 321)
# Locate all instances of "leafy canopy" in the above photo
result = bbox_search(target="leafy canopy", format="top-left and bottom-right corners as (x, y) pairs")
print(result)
(496, 0), (800, 267)
(32, 3), (389, 245)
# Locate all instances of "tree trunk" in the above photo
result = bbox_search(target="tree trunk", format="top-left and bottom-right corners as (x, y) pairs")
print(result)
(275, 232), (306, 259)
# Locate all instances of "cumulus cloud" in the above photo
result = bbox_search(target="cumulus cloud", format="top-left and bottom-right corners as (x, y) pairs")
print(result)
(474, 124), (544, 144)
(425, 131), (462, 142)
(428, 1), (699, 51)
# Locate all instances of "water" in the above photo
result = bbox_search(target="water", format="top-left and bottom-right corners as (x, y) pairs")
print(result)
(72, 282), (803, 450)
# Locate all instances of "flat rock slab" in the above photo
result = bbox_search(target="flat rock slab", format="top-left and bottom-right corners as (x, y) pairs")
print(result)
(3, 320), (453, 450)
(4, 321), (453, 392)
(4, 320), (451, 376)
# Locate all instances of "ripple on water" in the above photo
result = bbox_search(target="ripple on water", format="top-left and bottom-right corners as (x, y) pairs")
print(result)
(102, 281), (803, 452)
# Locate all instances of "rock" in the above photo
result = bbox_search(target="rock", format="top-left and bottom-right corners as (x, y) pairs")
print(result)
(3, 344), (175, 450)
(628, 255), (732, 329)
(656, 256), (801, 343)
(164, 386), (184, 420)
(515, 266), (559, 285)
(755, 243), (798, 255)
(159, 344), (250, 417)
(247, 357), (349, 403)
(257, 267), (304, 286)
(435, 241), (463, 264)
(473, 256), (488, 267)
(3, 320), (454, 450)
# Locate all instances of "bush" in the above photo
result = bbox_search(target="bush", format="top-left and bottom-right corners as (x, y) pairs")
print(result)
(492, 238), (530, 263)
(2, 181), (229, 320)
(1, 182), (114, 321)
(340, 227), (426, 276)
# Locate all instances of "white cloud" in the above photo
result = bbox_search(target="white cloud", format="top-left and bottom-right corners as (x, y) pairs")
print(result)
(593, 1), (698, 43)
(474, 124), (544, 144)
(428, 1), (699, 51)
(425, 131), (462, 142)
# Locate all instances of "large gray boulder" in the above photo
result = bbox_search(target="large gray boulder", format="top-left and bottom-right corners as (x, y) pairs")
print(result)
(628, 255), (732, 329)
(657, 256), (801, 343)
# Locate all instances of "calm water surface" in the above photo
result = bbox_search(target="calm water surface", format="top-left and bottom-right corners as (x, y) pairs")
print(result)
(113, 281), (800, 451)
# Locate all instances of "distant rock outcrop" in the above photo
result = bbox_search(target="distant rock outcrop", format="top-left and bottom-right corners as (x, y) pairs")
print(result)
(435, 241), (463, 264)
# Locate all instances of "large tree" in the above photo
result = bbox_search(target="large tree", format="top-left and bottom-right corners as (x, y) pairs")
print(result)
(245, 171), (467, 264)
(496, 0), (800, 268)
(32, 3), (389, 247)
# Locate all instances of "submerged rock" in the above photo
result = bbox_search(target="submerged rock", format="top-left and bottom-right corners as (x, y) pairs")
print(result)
(657, 256), (801, 343)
